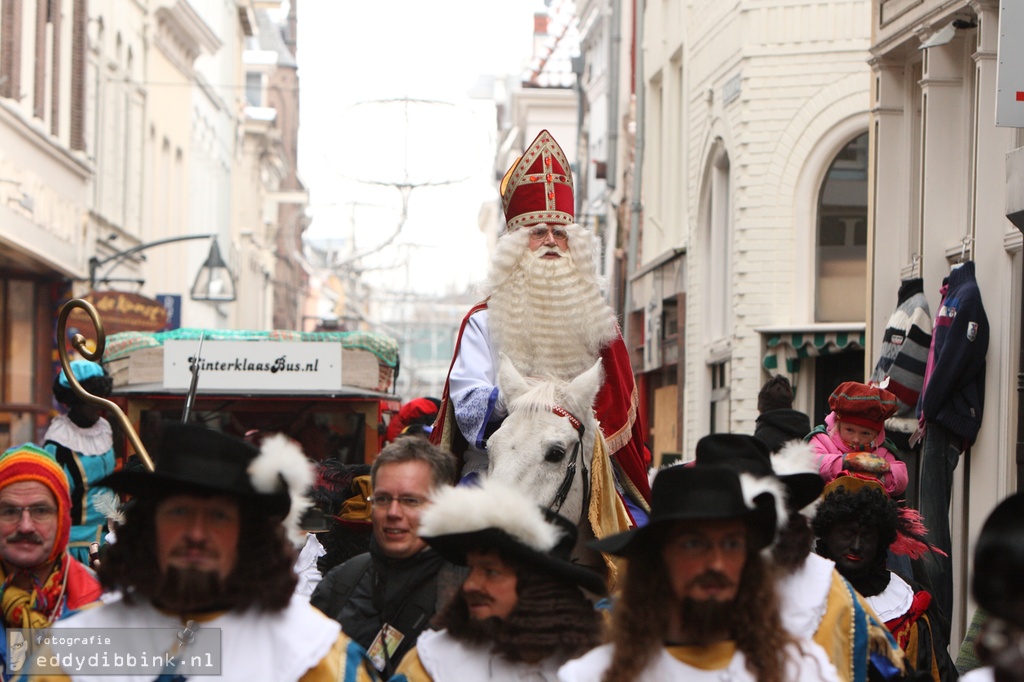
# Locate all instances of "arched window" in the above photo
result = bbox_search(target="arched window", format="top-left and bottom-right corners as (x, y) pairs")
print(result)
(702, 141), (731, 433)
(816, 132), (868, 322)
(706, 145), (731, 339)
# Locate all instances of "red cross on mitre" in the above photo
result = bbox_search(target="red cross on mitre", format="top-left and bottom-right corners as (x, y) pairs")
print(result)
(500, 130), (575, 231)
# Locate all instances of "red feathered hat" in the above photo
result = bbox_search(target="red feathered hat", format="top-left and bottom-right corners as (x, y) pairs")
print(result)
(500, 130), (574, 231)
(829, 381), (898, 432)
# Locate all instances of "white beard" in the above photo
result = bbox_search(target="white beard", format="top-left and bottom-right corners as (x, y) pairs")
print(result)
(486, 226), (617, 380)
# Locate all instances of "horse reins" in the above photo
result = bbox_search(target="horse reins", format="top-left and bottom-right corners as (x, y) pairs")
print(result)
(548, 405), (590, 515)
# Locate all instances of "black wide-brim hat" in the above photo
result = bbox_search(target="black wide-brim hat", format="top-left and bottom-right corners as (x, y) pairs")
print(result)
(425, 515), (607, 597)
(98, 422), (291, 517)
(694, 433), (823, 511)
(590, 465), (778, 556)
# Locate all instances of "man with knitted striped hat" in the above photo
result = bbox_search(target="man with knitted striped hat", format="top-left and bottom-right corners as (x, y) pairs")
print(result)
(0, 444), (101, 626)
(432, 129), (652, 532)
(0, 443), (102, 676)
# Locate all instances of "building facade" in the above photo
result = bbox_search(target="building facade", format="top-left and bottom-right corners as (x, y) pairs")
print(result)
(625, 0), (874, 468)
(581, 0), (1018, 650)
(0, 0), (304, 447)
(869, 0), (1014, 645)
(0, 0), (92, 448)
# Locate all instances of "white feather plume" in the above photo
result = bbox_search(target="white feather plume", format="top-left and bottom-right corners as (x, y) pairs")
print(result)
(771, 440), (819, 476)
(248, 433), (315, 548)
(648, 458), (687, 488)
(92, 489), (125, 527)
(418, 478), (561, 552)
(739, 472), (788, 535)
(771, 440), (823, 517)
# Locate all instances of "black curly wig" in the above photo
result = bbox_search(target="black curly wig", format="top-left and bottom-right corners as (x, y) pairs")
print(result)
(52, 373), (113, 406)
(811, 484), (898, 552)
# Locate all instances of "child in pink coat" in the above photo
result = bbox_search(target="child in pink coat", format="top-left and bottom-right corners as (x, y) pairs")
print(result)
(805, 381), (909, 496)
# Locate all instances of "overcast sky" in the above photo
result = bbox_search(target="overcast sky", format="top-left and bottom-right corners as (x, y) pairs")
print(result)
(294, 1), (543, 298)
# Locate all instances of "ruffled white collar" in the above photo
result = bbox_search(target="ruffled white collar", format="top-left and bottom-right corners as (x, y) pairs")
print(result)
(43, 414), (113, 456)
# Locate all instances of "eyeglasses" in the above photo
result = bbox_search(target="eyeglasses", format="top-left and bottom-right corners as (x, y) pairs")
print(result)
(367, 494), (427, 509)
(0, 505), (58, 524)
(527, 226), (569, 242)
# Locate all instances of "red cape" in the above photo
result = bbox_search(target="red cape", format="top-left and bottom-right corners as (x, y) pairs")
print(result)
(431, 301), (651, 506)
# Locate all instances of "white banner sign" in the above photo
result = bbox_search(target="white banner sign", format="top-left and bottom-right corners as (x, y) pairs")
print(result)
(163, 340), (342, 391)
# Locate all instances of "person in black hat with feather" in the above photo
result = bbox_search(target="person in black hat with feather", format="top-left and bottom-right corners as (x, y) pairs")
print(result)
(692, 433), (907, 682)
(392, 478), (605, 681)
(30, 422), (382, 681)
(559, 464), (840, 682)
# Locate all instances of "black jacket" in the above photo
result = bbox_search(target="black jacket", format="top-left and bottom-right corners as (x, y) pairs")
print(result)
(310, 537), (445, 676)
(753, 408), (812, 453)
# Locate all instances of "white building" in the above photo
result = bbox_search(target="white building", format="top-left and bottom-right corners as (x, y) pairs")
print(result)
(0, 1), (302, 446)
(586, 0), (1018, 651)
(0, 0), (94, 446)
(631, 0), (874, 465)
(869, 0), (1015, 647)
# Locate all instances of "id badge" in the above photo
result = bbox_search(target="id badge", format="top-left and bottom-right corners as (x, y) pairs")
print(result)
(367, 623), (405, 671)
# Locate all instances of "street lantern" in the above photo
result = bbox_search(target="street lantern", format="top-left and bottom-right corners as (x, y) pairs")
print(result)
(190, 239), (236, 302)
(88, 234), (237, 303)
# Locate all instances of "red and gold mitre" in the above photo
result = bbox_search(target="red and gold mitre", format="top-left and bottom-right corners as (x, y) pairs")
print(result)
(500, 129), (574, 231)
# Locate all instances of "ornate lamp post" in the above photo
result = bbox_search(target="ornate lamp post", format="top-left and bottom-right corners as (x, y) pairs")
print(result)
(88, 234), (236, 303)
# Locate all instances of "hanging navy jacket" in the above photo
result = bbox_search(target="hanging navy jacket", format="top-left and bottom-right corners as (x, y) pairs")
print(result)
(917, 261), (989, 445)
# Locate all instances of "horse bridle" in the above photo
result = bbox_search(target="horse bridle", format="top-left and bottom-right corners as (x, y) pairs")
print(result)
(548, 405), (590, 516)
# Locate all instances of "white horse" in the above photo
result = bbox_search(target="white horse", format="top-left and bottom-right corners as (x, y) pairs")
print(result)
(486, 354), (605, 569)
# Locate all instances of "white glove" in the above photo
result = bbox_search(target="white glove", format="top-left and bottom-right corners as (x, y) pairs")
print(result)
(493, 390), (508, 418)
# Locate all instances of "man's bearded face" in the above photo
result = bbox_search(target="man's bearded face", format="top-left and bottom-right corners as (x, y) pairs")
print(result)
(486, 223), (615, 381)
(661, 519), (747, 603)
(661, 519), (749, 642)
(462, 549), (519, 621)
(154, 494), (240, 611)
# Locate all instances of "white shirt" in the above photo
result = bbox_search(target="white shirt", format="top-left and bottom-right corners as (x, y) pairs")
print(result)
(41, 593), (340, 681)
(414, 628), (564, 681)
(448, 309), (500, 475)
(558, 640), (840, 681)
(777, 552), (836, 639)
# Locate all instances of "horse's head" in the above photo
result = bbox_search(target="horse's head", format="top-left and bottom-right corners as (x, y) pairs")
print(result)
(486, 353), (603, 526)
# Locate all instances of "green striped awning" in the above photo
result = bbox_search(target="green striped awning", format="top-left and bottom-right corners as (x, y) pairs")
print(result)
(762, 328), (865, 384)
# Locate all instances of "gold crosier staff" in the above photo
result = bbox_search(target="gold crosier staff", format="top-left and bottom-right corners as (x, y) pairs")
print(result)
(55, 298), (154, 472)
